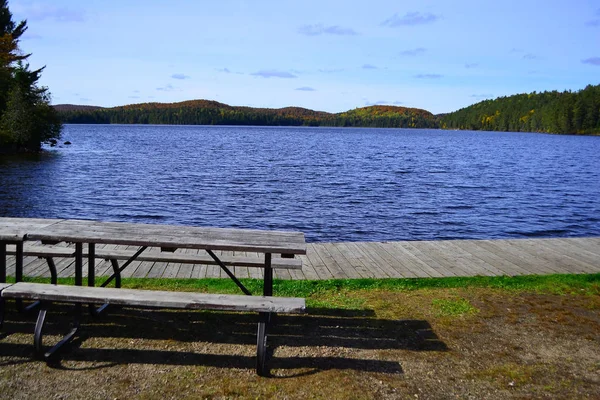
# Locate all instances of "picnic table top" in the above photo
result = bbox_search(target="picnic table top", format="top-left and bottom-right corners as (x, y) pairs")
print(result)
(0, 218), (63, 242)
(0, 218), (306, 255)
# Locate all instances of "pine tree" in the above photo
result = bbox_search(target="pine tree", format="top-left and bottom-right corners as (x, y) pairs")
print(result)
(0, 0), (61, 152)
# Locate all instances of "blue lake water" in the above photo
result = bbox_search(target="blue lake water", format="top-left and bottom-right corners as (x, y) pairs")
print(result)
(1, 125), (599, 242)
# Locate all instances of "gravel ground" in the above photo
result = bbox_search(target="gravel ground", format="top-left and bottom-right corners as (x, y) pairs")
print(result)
(0, 288), (599, 399)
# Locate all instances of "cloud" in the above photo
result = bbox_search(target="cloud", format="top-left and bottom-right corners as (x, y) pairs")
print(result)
(366, 100), (403, 106)
(582, 57), (600, 65)
(133, 90), (140, 93)
(295, 87), (316, 91)
(523, 53), (539, 60)
(156, 84), (176, 91)
(362, 64), (378, 69)
(12, 3), (85, 22)
(251, 70), (297, 78)
(171, 73), (191, 80)
(509, 48), (524, 53)
(318, 68), (344, 73)
(465, 63), (478, 68)
(414, 73), (443, 79)
(79, 97), (91, 102)
(298, 23), (358, 36)
(382, 12), (439, 27)
(216, 67), (231, 73)
(128, 96), (140, 99)
(399, 47), (426, 56)
(587, 19), (600, 26)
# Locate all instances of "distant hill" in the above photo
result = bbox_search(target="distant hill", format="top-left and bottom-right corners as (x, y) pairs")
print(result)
(53, 101), (439, 129)
(53, 104), (105, 112)
(441, 84), (600, 135)
(55, 84), (600, 134)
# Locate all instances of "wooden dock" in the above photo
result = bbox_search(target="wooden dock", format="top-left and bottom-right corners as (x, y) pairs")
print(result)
(4, 237), (600, 280)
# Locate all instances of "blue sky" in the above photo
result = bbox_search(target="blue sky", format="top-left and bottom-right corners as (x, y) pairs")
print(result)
(10, 0), (600, 114)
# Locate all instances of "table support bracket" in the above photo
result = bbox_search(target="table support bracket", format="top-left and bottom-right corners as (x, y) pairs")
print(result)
(100, 246), (148, 288)
(205, 249), (251, 296)
(34, 302), (81, 361)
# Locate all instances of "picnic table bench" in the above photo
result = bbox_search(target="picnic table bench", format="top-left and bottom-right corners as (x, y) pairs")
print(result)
(0, 218), (307, 376)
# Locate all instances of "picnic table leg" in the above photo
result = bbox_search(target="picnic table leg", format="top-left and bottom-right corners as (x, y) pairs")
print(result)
(263, 253), (272, 297)
(0, 298), (4, 329)
(256, 253), (273, 376)
(87, 243), (107, 316)
(263, 253), (275, 324)
(15, 242), (23, 283)
(34, 301), (81, 361)
(43, 258), (58, 285)
(75, 243), (83, 286)
(0, 243), (6, 283)
(256, 311), (269, 376)
(14, 243), (25, 312)
(88, 243), (95, 287)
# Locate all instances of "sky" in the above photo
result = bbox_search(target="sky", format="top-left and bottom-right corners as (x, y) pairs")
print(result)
(8, 0), (600, 114)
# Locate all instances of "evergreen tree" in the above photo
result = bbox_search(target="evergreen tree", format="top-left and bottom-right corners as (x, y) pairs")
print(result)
(0, 0), (61, 152)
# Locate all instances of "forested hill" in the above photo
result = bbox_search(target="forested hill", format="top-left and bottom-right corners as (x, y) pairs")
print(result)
(441, 84), (600, 135)
(54, 100), (439, 129)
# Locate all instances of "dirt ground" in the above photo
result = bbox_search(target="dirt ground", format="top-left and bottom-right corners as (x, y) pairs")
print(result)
(0, 288), (599, 399)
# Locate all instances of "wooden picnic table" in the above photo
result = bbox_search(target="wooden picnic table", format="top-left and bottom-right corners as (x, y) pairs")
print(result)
(1, 217), (307, 296)
(0, 217), (307, 375)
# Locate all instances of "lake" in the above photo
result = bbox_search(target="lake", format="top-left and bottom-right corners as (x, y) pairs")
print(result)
(1, 125), (599, 242)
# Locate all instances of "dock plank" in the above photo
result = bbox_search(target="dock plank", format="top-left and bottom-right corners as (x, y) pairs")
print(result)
(6, 237), (599, 281)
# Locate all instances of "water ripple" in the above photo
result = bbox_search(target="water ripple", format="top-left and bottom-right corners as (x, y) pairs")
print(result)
(1, 125), (599, 242)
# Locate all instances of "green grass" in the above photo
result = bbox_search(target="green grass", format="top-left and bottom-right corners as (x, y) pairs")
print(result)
(431, 297), (479, 317)
(14, 272), (600, 299)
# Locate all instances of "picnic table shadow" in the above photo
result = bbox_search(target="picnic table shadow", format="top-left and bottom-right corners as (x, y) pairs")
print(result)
(0, 304), (447, 376)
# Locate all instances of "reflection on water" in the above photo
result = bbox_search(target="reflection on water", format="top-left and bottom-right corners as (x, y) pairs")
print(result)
(1, 125), (599, 242)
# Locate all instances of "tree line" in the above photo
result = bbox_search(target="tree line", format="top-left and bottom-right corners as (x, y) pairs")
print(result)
(55, 101), (440, 129)
(441, 84), (600, 135)
(58, 84), (600, 135)
(0, 0), (61, 153)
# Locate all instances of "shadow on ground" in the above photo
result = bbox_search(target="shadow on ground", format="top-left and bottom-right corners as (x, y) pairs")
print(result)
(0, 302), (447, 375)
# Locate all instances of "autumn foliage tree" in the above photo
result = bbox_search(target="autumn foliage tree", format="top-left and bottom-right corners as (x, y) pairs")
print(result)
(0, 0), (61, 152)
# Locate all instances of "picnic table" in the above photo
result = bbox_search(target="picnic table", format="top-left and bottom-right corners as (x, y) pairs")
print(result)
(0, 217), (307, 375)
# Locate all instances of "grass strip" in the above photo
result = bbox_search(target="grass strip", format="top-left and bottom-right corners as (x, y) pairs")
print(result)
(13, 273), (600, 297)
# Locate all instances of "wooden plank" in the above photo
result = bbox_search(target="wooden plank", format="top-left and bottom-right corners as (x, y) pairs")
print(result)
(95, 244), (121, 277)
(394, 241), (459, 277)
(372, 242), (431, 278)
(305, 244), (333, 279)
(331, 242), (373, 278)
(90, 247), (302, 269)
(25, 219), (307, 254)
(432, 241), (503, 276)
(342, 242), (391, 278)
(7, 244), (74, 257)
(322, 243), (363, 279)
(296, 253), (319, 280)
(502, 239), (577, 274)
(351, 242), (403, 278)
(553, 238), (600, 262)
(419, 241), (492, 277)
(552, 239), (600, 271)
(516, 239), (598, 274)
(2, 282), (306, 313)
(476, 240), (560, 275)
(0, 283), (13, 291)
(451, 240), (530, 276)
(311, 243), (348, 279)
(370, 242), (422, 278)
(0, 218), (64, 241)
